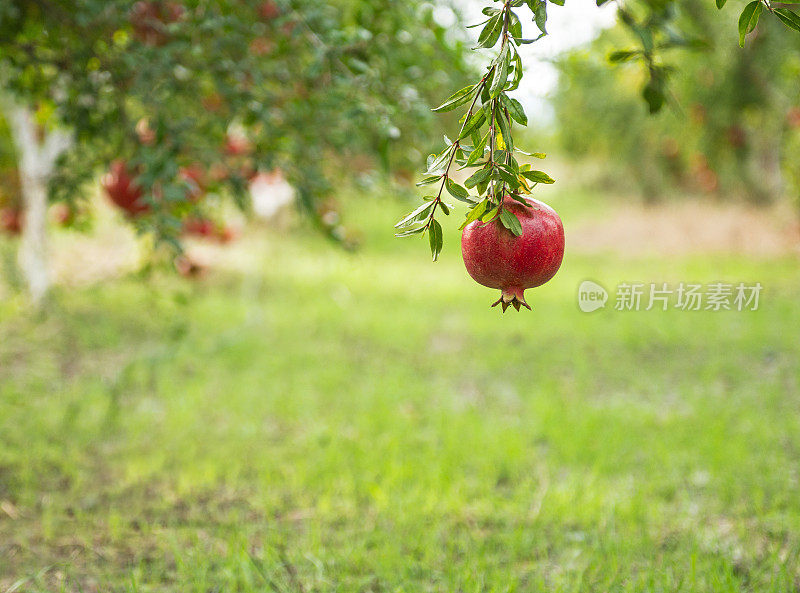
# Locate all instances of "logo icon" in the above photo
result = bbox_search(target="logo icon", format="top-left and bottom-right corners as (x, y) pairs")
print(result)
(578, 280), (608, 312)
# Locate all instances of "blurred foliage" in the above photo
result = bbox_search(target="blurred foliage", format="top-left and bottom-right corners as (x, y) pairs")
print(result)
(0, 0), (475, 245)
(554, 0), (800, 206)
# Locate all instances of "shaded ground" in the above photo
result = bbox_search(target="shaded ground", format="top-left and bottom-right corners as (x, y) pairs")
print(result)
(1, 182), (799, 592)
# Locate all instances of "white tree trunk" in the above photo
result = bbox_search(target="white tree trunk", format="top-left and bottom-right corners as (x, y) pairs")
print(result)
(5, 102), (72, 305)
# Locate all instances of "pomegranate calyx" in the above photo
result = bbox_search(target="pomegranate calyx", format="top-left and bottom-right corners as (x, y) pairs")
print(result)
(491, 288), (531, 313)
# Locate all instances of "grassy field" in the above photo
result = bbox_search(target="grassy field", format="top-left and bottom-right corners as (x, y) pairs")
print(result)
(1, 185), (799, 592)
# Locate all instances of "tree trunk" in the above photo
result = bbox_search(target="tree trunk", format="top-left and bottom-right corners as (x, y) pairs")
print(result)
(5, 102), (71, 305)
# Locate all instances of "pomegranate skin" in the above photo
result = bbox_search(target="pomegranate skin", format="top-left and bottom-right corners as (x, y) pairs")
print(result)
(461, 196), (564, 312)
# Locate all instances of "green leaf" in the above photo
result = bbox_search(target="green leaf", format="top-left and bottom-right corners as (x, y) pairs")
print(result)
(608, 50), (641, 63)
(490, 47), (510, 98)
(394, 201), (434, 229)
(416, 175), (441, 187)
(499, 209), (523, 236)
(459, 110), (487, 139)
(516, 148), (546, 159)
(521, 170), (555, 184)
(534, 2), (547, 35)
(480, 204), (500, 223)
(460, 131), (489, 169)
(445, 178), (470, 201)
(395, 226), (426, 237)
(459, 199), (490, 230)
(495, 108), (514, 152)
(432, 85), (477, 113)
(464, 167), (492, 188)
(477, 14), (503, 48)
(496, 165), (520, 189)
(775, 8), (800, 33)
(428, 219), (443, 261)
(503, 96), (527, 126)
(642, 69), (667, 114)
(716, 0), (727, 8)
(738, 1), (762, 47)
(426, 147), (453, 174)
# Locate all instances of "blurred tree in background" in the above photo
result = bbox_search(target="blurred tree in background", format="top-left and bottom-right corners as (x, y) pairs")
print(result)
(554, 0), (800, 206)
(0, 0), (474, 301)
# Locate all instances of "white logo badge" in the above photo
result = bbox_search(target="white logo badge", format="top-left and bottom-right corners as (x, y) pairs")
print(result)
(578, 280), (608, 313)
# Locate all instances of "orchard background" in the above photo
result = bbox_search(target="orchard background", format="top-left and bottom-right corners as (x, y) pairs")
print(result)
(2, 0), (800, 591)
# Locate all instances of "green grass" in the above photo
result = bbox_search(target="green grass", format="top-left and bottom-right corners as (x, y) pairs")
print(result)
(1, 186), (799, 592)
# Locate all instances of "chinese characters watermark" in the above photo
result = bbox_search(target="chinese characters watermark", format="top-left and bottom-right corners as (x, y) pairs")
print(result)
(578, 280), (762, 313)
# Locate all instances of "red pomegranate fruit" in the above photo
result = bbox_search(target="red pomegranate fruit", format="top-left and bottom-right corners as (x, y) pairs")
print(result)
(259, 1), (281, 20)
(461, 196), (564, 312)
(102, 161), (150, 217)
(131, 1), (185, 46)
(0, 207), (23, 235)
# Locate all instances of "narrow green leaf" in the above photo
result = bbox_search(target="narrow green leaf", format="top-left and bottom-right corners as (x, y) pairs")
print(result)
(459, 199), (490, 230)
(426, 147), (453, 174)
(477, 14), (503, 48)
(499, 209), (523, 236)
(395, 226), (426, 237)
(459, 110), (487, 140)
(490, 47), (510, 97)
(428, 219), (443, 261)
(495, 108), (514, 152)
(432, 85), (477, 113)
(460, 131), (489, 169)
(445, 178), (470, 200)
(775, 8), (800, 33)
(394, 201), (434, 229)
(521, 170), (555, 184)
(464, 167), (492, 188)
(416, 175), (441, 187)
(738, 1), (762, 47)
(608, 50), (641, 63)
(503, 96), (527, 126)
(716, 0), (727, 8)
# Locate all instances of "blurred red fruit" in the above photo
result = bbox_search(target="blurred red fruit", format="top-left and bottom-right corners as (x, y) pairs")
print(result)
(175, 255), (204, 278)
(259, 1), (281, 20)
(0, 207), (23, 235)
(178, 163), (206, 201)
(224, 134), (253, 157)
(131, 1), (185, 46)
(182, 217), (215, 238)
(102, 161), (150, 216)
(788, 107), (800, 129)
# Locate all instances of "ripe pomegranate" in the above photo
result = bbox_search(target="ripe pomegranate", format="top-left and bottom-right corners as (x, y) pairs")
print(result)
(182, 217), (215, 238)
(102, 161), (150, 216)
(131, 1), (185, 46)
(183, 217), (237, 243)
(0, 207), (23, 235)
(224, 134), (252, 157)
(259, 1), (281, 20)
(461, 196), (564, 312)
